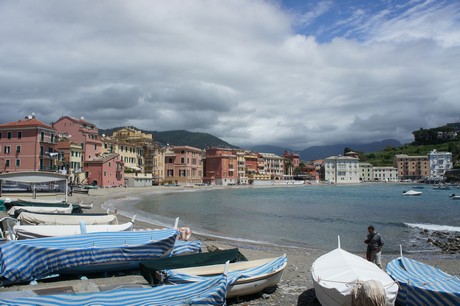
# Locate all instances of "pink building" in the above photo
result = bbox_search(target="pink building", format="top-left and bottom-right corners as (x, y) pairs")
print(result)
(164, 146), (203, 185)
(52, 116), (103, 164)
(0, 115), (58, 173)
(84, 153), (124, 187)
(203, 148), (238, 186)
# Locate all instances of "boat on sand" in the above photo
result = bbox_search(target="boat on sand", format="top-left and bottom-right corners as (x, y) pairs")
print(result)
(386, 246), (460, 305)
(311, 236), (398, 306)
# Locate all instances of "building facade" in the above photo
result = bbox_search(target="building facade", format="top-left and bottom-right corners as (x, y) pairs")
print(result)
(259, 153), (284, 180)
(324, 155), (360, 184)
(84, 153), (124, 187)
(203, 147), (237, 186)
(0, 115), (58, 173)
(373, 166), (398, 182)
(428, 149), (452, 180)
(359, 162), (374, 182)
(393, 154), (430, 181)
(164, 146), (203, 185)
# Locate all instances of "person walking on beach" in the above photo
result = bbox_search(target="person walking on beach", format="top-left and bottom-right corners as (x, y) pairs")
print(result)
(364, 225), (384, 269)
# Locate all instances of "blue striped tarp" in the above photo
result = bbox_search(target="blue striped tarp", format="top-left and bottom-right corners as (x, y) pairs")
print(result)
(0, 229), (179, 283)
(163, 255), (287, 286)
(386, 256), (460, 306)
(0, 273), (228, 305)
(172, 240), (202, 256)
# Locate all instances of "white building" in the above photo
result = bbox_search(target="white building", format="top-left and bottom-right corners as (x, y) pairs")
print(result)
(324, 156), (360, 184)
(373, 166), (398, 182)
(359, 162), (374, 182)
(428, 149), (452, 180)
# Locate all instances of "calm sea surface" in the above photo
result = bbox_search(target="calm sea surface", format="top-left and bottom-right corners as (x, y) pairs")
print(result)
(103, 183), (460, 255)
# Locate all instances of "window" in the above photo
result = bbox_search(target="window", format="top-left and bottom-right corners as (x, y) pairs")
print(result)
(0, 132), (2, 139)
(7, 132), (12, 139)
(16, 159), (20, 167)
(181, 157), (185, 164)
(104, 171), (107, 177)
(40, 132), (44, 141)
(179, 170), (186, 177)
(16, 145), (21, 153)
(18, 131), (22, 139)
(4, 146), (10, 154)
(5, 159), (10, 167)
(167, 169), (174, 176)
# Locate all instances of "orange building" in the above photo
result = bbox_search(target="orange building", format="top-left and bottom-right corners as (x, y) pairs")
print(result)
(164, 146), (203, 185)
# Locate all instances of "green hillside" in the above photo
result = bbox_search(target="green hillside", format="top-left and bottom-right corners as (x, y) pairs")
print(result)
(361, 140), (460, 167)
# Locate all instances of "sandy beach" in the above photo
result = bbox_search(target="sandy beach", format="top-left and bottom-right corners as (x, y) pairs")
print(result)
(2, 185), (460, 305)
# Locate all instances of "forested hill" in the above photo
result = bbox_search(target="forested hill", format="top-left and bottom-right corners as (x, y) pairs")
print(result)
(99, 128), (237, 149)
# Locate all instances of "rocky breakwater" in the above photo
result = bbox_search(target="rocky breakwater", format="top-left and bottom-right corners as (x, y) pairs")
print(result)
(422, 229), (460, 254)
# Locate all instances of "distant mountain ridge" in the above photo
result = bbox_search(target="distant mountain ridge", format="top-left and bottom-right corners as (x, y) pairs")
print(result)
(100, 127), (401, 161)
(249, 139), (402, 161)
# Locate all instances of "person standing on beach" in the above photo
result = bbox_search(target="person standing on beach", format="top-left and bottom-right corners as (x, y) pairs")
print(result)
(364, 225), (384, 269)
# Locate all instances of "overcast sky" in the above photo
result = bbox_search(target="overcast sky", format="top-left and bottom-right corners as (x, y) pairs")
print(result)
(1, 0), (459, 149)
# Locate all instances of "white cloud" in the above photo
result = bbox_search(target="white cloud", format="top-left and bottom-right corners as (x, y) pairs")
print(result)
(0, 0), (459, 150)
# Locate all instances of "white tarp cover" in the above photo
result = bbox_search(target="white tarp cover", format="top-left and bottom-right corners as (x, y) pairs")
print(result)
(13, 221), (134, 240)
(7, 204), (73, 216)
(17, 211), (118, 225)
(311, 247), (398, 306)
(0, 172), (67, 184)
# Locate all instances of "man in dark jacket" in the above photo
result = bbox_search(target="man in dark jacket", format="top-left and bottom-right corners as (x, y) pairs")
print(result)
(364, 225), (384, 269)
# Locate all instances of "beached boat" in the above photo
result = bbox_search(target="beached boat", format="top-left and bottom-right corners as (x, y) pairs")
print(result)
(449, 193), (460, 200)
(159, 255), (287, 298)
(4, 199), (82, 214)
(7, 203), (75, 216)
(386, 248), (460, 305)
(7, 216), (136, 240)
(402, 190), (422, 196)
(0, 272), (228, 305)
(140, 248), (248, 285)
(0, 228), (193, 284)
(311, 237), (398, 306)
(16, 210), (119, 225)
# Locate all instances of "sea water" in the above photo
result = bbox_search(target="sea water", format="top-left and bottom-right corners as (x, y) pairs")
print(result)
(103, 183), (460, 255)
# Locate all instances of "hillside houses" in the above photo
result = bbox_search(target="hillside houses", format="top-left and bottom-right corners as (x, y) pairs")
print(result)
(0, 114), (456, 187)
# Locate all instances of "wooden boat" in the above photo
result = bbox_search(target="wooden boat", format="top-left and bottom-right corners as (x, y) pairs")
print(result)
(311, 237), (398, 306)
(0, 228), (193, 284)
(449, 193), (460, 200)
(160, 255), (287, 298)
(402, 190), (422, 196)
(8, 216), (136, 240)
(386, 247), (460, 305)
(140, 248), (248, 284)
(16, 210), (118, 225)
(0, 272), (228, 305)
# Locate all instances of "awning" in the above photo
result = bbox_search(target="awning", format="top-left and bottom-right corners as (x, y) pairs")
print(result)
(0, 171), (67, 183)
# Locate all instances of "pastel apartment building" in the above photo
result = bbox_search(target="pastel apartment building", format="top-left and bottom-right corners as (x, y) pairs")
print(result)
(52, 116), (103, 164)
(0, 115), (58, 173)
(283, 151), (300, 177)
(203, 147), (237, 186)
(373, 166), (398, 182)
(428, 149), (452, 180)
(84, 153), (124, 187)
(393, 154), (430, 180)
(359, 162), (374, 182)
(259, 153), (285, 180)
(164, 146), (203, 185)
(55, 140), (84, 183)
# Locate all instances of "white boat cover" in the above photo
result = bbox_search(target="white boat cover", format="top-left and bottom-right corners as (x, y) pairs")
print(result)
(7, 204), (73, 216)
(17, 211), (118, 225)
(402, 190), (422, 196)
(13, 221), (134, 240)
(387, 256), (460, 305)
(311, 247), (398, 306)
(0, 229), (180, 283)
(0, 272), (227, 306)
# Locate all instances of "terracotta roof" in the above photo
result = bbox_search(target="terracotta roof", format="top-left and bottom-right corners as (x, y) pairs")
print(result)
(0, 117), (55, 130)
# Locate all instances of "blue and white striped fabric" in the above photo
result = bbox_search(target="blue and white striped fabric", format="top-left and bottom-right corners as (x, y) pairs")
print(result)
(386, 256), (460, 306)
(172, 240), (202, 256)
(163, 255), (287, 286)
(0, 273), (228, 305)
(0, 229), (179, 283)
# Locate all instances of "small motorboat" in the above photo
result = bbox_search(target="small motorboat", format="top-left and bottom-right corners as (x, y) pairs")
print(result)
(449, 193), (460, 200)
(402, 190), (422, 196)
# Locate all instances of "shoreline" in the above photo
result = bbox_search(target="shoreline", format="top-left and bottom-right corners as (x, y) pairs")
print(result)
(74, 185), (460, 305)
(1, 185), (459, 305)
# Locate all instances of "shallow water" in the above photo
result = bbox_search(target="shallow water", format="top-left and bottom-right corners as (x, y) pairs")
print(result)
(104, 183), (460, 254)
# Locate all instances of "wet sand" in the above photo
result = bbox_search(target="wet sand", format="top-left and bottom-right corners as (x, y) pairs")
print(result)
(2, 185), (459, 305)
